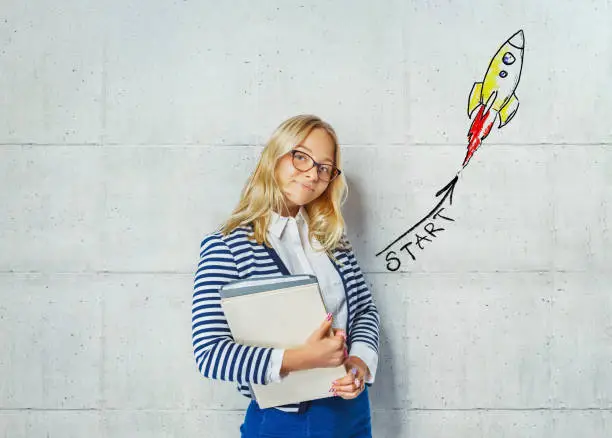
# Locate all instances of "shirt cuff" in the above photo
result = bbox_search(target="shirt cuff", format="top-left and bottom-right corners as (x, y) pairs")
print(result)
(349, 342), (378, 384)
(265, 348), (286, 384)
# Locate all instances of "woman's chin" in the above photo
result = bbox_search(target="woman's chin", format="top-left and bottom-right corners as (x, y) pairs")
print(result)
(286, 194), (311, 208)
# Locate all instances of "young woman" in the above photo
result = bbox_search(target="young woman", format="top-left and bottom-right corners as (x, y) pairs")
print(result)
(192, 114), (380, 437)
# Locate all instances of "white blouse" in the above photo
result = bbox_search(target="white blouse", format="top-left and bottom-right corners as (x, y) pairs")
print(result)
(265, 207), (378, 384)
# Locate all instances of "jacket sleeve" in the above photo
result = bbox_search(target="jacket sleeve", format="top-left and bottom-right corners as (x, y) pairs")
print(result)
(191, 234), (273, 385)
(345, 247), (380, 361)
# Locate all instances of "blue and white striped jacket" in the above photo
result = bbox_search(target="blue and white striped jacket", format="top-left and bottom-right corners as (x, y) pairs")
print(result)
(191, 223), (380, 413)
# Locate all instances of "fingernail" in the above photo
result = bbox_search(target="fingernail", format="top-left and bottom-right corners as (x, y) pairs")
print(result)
(355, 378), (360, 386)
(326, 312), (332, 321)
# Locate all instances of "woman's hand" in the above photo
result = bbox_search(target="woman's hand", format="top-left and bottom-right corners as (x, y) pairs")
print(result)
(330, 356), (370, 400)
(303, 313), (347, 368)
(280, 313), (347, 375)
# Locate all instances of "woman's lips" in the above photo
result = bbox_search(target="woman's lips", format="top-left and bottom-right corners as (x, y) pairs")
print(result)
(298, 182), (314, 191)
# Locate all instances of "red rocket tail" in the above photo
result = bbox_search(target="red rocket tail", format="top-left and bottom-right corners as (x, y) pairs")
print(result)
(463, 105), (497, 167)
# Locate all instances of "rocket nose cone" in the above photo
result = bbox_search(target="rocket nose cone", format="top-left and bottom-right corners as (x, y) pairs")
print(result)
(509, 30), (524, 49)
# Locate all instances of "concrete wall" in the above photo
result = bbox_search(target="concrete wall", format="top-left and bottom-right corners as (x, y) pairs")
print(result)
(1, 1), (611, 436)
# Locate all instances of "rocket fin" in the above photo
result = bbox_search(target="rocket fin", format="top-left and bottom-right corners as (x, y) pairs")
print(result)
(468, 82), (483, 118)
(498, 93), (520, 128)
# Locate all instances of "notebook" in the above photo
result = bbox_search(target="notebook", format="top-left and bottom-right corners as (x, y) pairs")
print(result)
(219, 274), (347, 408)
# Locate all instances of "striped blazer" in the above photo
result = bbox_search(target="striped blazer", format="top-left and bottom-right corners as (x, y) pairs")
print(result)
(191, 223), (380, 413)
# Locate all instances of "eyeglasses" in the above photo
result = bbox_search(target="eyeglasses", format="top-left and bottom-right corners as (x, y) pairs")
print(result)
(289, 149), (342, 182)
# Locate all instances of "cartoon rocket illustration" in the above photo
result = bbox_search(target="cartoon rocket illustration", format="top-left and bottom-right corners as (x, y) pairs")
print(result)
(463, 30), (524, 167)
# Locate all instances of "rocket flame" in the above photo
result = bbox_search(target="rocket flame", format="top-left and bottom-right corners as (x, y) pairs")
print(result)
(463, 105), (497, 167)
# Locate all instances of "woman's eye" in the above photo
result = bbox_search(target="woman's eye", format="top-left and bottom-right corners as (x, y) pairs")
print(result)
(320, 166), (331, 174)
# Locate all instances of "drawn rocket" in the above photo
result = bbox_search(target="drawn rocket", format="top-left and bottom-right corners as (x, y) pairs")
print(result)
(463, 30), (524, 167)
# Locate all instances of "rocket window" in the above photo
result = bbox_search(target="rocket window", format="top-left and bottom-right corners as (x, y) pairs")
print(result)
(502, 52), (516, 65)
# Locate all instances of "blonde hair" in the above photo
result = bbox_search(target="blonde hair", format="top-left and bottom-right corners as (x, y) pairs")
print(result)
(220, 114), (349, 254)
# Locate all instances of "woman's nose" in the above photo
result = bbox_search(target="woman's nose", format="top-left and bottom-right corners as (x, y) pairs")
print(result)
(305, 165), (319, 180)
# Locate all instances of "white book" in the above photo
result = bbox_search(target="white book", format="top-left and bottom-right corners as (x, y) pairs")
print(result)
(219, 275), (347, 408)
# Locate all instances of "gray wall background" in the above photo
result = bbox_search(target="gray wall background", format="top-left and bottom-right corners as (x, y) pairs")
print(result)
(1, 1), (611, 437)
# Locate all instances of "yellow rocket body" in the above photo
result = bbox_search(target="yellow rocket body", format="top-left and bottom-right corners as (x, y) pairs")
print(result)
(468, 30), (524, 127)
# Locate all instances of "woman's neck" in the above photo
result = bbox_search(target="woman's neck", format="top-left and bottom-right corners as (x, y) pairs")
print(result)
(277, 204), (300, 217)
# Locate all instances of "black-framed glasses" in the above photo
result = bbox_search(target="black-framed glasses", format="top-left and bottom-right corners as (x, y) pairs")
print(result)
(290, 149), (342, 182)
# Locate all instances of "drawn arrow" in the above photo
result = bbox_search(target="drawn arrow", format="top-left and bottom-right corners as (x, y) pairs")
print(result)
(375, 175), (459, 257)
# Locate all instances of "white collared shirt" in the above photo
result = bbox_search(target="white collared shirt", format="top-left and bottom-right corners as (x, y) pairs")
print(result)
(265, 207), (378, 384)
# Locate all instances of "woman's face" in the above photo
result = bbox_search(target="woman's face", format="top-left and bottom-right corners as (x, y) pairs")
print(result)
(275, 127), (336, 216)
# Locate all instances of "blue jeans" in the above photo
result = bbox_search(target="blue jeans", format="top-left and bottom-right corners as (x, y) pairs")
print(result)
(240, 388), (372, 438)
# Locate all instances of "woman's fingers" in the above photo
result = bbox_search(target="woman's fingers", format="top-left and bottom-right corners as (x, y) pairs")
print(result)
(335, 389), (361, 400)
(332, 328), (347, 340)
(330, 370), (363, 398)
(331, 373), (354, 387)
(333, 382), (362, 399)
(332, 380), (360, 393)
(332, 329), (348, 358)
